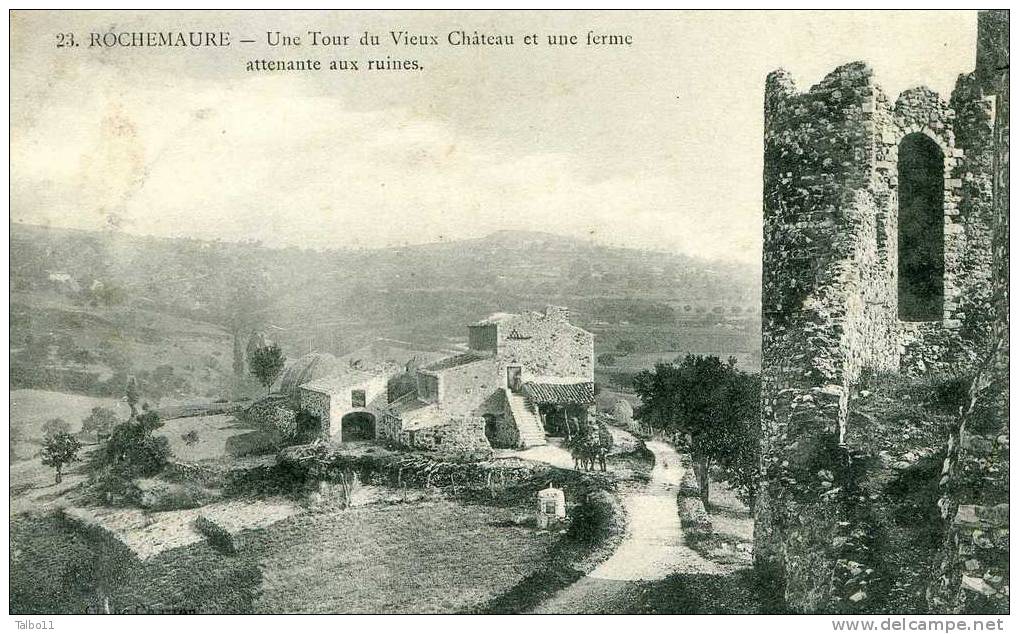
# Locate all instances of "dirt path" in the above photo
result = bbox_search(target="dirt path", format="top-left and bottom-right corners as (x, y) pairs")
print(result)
(498, 437), (576, 469)
(531, 441), (720, 613)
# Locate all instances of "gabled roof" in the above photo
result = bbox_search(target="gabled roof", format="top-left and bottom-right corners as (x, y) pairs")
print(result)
(278, 352), (343, 397)
(300, 368), (380, 395)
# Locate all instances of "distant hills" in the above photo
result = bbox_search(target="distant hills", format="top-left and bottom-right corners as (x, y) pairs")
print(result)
(11, 223), (761, 396)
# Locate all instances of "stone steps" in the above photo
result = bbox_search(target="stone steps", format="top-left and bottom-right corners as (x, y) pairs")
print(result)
(505, 389), (546, 448)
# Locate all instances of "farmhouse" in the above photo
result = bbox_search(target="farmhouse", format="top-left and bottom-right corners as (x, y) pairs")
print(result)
(269, 352), (397, 443)
(380, 305), (595, 452)
(260, 305), (594, 454)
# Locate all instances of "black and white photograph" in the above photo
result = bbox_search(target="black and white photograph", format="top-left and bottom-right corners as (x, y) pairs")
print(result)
(6, 8), (1010, 621)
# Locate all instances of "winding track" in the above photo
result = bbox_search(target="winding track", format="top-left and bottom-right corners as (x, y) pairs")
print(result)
(530, 440), (721, 614)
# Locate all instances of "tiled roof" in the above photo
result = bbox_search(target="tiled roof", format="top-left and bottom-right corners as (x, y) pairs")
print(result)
(523, 381), (595, 405)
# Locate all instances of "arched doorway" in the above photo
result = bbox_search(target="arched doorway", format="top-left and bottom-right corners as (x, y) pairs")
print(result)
(341, 412), (376, 442)
(897, 132), (945, 321)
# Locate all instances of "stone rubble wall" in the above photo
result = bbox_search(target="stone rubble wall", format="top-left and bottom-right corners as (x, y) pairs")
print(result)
(429, 357), (502, 415)
(243, 397), (298, 440)
(758, 11), (1006, 613)
(926, 11), (1010, 613)
(394, 415), (492, 458)
(496, 309), (594, 382)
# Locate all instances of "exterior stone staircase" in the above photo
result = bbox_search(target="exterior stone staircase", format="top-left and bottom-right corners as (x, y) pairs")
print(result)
(505, 389), (547, 448)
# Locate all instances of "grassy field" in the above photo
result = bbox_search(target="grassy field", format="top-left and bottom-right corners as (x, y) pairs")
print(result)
(157, 414), (276, 463)
(11, 388), (131, 441)
(249, 500), (551, 613)
(11, 498), (554, 614)
(10, 389), (131, 463)
(679, 475), (754, 569)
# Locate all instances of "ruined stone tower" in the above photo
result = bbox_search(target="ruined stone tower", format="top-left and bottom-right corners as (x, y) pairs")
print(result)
(757, 11), (1008, 613)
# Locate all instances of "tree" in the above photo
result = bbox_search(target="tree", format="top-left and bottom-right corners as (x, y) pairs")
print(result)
(42, 432), (81, 484)
(633, 355), (760, 509)
(41, 418), (70, 438)
(81, 407), (119, 442)
(613, 399), (634, 429)
(248, 344), (286, 395)
(211, 261), (271, 380)
(125, 376), (140, 418)
(182, 430), (200, 446)
(597, 353), (617, 366)
(93, 410), (169, 482)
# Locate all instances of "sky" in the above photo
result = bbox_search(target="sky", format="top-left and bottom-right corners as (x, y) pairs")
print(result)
(10, 10), (978, 264)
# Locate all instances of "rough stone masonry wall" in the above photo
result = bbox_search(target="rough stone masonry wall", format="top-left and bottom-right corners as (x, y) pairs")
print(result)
(396, 416), (492, 458)
(757, 62), (895, 611)
(430, 357), (502, 415)
(244, 397), (298, 440)
(497, 309), (594, 382)
(298, 389), (332, 437)
(757, 19), (1003, 610)
(927, 10), (1009, 613)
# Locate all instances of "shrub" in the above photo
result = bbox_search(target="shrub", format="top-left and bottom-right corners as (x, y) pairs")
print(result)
(615, 339), (638, 354)
(133, 478), (207, 511)
(564, 490), (621, 548)
(194, 516), (236, 554)
(89, 411), (170, 500)
(81, 407), (118, 442)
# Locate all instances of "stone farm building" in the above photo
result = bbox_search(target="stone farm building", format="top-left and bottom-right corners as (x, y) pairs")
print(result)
(256, 305), (595, 454)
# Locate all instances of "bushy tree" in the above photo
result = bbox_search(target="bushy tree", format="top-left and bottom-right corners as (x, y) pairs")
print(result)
(42, 432), (81, 484)
(248, 344), (286, 395)
(633, 355), (760, 509)
(93, 410), (170, 483)
(81, 407), (118, 442)
(41, 418), (70, 438)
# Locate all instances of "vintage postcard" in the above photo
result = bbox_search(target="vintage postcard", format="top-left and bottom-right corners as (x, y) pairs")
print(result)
(7, 9), (1010, 622)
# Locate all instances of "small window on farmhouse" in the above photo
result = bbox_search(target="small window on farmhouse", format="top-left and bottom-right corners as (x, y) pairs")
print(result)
(351, 389), (366, 408)
(897, 133), (945, 321)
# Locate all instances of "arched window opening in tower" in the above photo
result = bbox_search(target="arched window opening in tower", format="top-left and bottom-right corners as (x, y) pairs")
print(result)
(897, 133), (945, 321)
